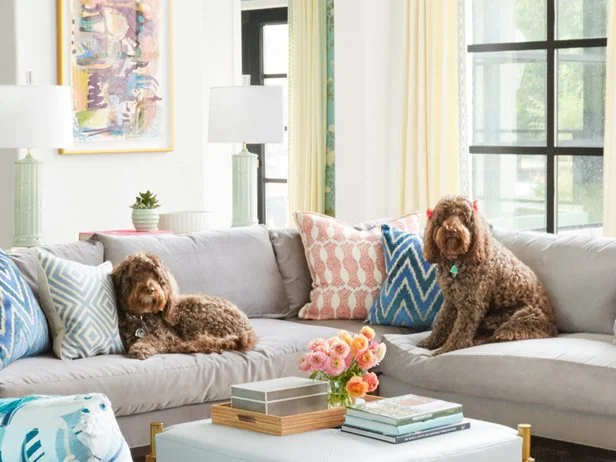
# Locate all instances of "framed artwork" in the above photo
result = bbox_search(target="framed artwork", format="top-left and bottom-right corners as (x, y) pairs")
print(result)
(57, 0), (174, 154)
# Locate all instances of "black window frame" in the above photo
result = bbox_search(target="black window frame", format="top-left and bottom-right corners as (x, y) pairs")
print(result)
(242, 7), (288, 225)
(467, 0), (607, 234)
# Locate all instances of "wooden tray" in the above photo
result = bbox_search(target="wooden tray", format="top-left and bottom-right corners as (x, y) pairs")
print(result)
(211, 395), (381, 436)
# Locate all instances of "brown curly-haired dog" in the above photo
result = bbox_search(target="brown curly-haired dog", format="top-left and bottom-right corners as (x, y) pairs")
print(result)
(112, 252), (257, 360)
(417, 195), (557, 355)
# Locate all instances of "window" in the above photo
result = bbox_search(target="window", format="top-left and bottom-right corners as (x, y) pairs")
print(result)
(467, 0), (607, 233)
(242, 8), (289, 228)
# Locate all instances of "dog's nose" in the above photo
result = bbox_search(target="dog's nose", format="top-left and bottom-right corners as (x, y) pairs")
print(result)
(146, 286), (155, 293)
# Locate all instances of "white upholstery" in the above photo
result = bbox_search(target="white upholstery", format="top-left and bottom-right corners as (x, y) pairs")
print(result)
(156, 418), (521, 462)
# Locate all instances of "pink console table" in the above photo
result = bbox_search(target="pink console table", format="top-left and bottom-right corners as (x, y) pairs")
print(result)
(79, 229), (172, 241)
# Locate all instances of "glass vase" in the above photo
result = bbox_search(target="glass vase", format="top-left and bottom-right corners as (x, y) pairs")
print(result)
(328, 379), (353, 408)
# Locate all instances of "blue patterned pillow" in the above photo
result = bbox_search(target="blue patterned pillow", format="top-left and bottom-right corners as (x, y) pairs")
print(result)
(0, 250), (50, 368)
(368, 225), (444, 329)
(37, 251), (124, 359)
(0, 393), (131, 461)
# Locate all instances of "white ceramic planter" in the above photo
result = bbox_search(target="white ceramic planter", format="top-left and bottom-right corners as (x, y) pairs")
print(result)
(159, 211), (212, 234)
(131, 209), (160, 232)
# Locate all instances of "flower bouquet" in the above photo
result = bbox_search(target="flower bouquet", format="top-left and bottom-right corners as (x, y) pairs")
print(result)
(299, 326), (386, 407)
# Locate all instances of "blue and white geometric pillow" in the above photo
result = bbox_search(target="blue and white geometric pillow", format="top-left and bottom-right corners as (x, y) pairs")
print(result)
(36, 251), (124, 360)
(368, 225), (444, 329)
(0, 393), (131, 462)
(0, 249), (50, 369)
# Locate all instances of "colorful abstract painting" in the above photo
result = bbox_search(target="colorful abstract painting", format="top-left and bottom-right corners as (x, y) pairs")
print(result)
(58, 0), (173, 153)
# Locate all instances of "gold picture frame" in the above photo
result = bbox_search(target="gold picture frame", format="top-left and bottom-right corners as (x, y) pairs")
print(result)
(56, 0), (174, 154)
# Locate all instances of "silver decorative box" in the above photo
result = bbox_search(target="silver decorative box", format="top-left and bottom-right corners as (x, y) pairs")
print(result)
(231, 377), (329, 416)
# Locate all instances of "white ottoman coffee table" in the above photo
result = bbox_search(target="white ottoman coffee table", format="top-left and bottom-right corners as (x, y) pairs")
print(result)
(154, 418), (526, 462)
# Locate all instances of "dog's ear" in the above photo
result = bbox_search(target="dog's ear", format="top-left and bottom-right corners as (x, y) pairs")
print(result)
(465, 207), (490, 264)
(423, 208), (441, 264)
(111, 259), (132, 311)
(146, 253), (179, 311)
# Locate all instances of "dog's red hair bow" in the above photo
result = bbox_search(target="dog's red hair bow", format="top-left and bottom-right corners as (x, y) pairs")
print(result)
(426, 208), (433, 219)
(472, 200), (479, 212)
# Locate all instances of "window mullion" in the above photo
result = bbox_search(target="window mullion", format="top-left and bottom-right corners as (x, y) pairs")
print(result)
(546, 0), (556, 233)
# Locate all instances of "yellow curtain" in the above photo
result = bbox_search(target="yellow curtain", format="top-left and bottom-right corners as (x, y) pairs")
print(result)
(288, 0), (327, 217)
(399, 0), (460, 214)
(603, 0), (616, 236)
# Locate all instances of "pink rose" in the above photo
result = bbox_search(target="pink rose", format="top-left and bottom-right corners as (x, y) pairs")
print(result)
(362, 372), (379, 392)
(329, 339), (351, 359)
(308, 338), (326, 352)
(368, 340), (379, 352)
(299, 354), (312, 372)
(356, 349), (376, 371)
(325, 357), (346, 377)
(307, 351), (328, 371)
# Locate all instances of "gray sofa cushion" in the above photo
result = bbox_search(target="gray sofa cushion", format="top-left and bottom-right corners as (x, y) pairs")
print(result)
(9, 240), (104, 300)
(287, 318), (416, 341)
(380, 333), (616, 418)
(94, 226), (290, 318)
(493, 228), (616, 334)
(0, 319), (342, 417)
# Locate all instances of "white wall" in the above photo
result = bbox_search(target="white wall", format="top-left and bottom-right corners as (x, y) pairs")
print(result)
(335, 0), (405, 224)
(0, 0), (239, 247)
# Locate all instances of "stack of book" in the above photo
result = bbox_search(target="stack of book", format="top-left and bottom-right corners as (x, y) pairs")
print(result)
(342, 394), (470, 444)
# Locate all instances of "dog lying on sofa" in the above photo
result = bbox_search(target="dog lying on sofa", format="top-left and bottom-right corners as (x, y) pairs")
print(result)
(418, 195), (558, 355)
(111, 252), (257, 360)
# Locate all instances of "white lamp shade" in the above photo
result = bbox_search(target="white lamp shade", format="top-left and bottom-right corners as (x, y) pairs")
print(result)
(208, 85), (284, 143)
(0, 85), (73, 149)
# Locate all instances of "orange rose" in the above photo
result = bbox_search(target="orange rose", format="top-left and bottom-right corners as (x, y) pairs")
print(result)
(360, 326), (376, 341)
(356, 349), (376, 370)
(338, 330), (353, 346)
(352, 335), (369, 353)
(345, 376), (369, 399)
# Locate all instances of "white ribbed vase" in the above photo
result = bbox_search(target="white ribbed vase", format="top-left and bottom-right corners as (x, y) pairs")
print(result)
(13, 153), (44, 247)
(131, 209), (160, 232)
(232, 149), (258, 227)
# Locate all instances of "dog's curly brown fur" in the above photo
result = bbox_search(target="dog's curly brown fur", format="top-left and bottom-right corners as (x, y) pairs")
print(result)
(417, 195), (558, 355)
(111, 252), (257, 360)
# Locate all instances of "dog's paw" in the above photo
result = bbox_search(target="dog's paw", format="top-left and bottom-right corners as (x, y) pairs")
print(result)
(417, 337), (439, 350)
(129, 343), (157, 360)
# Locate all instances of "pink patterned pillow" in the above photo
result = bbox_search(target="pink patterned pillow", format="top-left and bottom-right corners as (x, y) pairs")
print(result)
(294, 212), (421, 320)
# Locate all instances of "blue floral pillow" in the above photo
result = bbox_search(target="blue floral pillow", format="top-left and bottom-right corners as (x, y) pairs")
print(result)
(0, 393), (131, 461)
(0, 249), (50, 368)
(368, 225), (443, 329)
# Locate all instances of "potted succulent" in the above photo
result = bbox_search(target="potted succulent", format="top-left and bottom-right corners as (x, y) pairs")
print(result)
(131, 190), (161, 231)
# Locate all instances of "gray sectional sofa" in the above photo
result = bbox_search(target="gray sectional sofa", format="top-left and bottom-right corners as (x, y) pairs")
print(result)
(5, 225), (616, 451)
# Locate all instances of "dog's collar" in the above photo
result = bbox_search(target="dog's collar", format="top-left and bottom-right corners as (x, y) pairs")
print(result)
(126, 313), (148, 338)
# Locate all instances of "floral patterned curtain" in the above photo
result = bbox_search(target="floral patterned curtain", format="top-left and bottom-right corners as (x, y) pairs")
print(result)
(325, 0), (336, 216)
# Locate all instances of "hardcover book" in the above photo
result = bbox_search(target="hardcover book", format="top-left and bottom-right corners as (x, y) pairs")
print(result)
(341, 420), (471, 444)
(344, 412), (463, 436)
(347, 394), (463, 426)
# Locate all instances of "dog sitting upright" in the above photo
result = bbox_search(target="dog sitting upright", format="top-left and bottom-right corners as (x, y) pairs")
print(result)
(418, 195), (557, 355)
(112, 252), (257, 360)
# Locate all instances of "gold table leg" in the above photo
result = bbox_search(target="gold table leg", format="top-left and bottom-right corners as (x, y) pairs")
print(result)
(517, 423), (535, 462)
(145, 422), (164, 462)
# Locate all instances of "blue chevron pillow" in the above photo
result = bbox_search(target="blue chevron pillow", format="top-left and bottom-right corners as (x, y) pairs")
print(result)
(368, 225), (444, 329)
(37, 251), (124, 359)
(0, 250), (50, 368)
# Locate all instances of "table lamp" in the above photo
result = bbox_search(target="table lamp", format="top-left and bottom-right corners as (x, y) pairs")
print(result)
(208, 83), (283, 227)
(0, 85), (73, 247)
